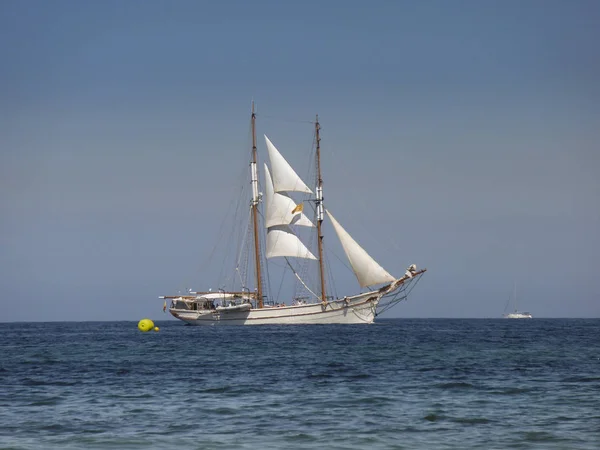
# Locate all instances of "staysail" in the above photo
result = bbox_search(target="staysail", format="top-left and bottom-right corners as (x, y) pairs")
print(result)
(266, 225), (317, 260)
(264, 135), (313, 194)
(264, 165), (314, 228)
(326, 210), (395, 287)
(264, 136), (316, 261)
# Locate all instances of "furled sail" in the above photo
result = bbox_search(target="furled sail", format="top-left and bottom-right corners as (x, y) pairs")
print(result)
(264, 135), (313, 194)
(326, 210), (395, 287)
(264, 165), (314, 228)
(266, 225), (317, 260)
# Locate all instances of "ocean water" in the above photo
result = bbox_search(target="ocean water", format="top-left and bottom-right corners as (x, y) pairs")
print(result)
(0, 319), (599, 450)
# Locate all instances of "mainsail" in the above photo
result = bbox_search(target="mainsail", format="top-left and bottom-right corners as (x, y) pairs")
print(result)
(326, 210), (396, 287)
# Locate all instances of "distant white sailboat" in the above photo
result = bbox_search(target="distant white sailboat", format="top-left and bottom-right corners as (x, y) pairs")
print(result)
(160, 103), (426, 325)
(503, 282), (532, 319)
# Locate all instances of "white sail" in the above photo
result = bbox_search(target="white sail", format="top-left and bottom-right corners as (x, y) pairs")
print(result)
(264, 165), (314, 228)
(266, 225), (317, 260)
(326, 210), (395, 287)
(264, 135), (313, 194)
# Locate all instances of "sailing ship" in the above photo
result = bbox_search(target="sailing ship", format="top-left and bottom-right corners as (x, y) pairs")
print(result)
(161, 104), (426, 325)
(503, 282), (532, 319)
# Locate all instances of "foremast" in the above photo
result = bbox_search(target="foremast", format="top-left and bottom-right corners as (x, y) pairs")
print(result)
(315, 115), (327, 303)
(250, 102), (264, 308)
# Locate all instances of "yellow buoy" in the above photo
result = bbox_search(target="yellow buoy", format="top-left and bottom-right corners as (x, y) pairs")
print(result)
(138, 319), (155, 332)
(154, 327), (160, 332)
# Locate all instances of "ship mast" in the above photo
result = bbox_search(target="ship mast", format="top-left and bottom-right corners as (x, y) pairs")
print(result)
(315, 115), (327, 303)
(250, 102), (263, 308)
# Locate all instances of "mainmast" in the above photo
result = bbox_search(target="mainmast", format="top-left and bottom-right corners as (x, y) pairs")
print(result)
(315, 115), (327, 303)
(250, 102), (263, 308)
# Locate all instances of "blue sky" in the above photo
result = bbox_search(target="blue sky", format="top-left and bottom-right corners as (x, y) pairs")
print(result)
(1, 0), (598, 321)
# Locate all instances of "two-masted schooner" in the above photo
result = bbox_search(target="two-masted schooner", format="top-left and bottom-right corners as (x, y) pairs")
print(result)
(161, 104), (426, 325)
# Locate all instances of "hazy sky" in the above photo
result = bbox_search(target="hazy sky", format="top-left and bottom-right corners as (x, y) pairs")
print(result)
(1, 0), (598, 321)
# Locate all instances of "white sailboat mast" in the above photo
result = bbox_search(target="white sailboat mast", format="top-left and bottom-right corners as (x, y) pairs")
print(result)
(315, 116), (327, 303)
(250, 102), (263, 308)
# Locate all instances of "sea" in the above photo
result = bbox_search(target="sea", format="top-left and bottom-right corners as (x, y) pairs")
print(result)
(0, 319), (598, 450)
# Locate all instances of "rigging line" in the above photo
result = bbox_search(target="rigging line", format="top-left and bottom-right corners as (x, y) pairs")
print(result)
(301, 127), (318, 197)
(257, 114), (315, 125)
(234, 208), (253, 284)
(384, 274), (423, 304)
(379, 279), (421, 317)
(378, 277), (420, 315)
(221, 181), (249, 286)
(404, 273), (424, 297)
(298, 214), (317, 299)
(239, 226), (252, 290)
(195, 180), (244, 289)
(182, 114), (255, 292)
(325, 241), (354, 277)
(259, 211), (272, 303)
(325, 145), (404, 255)
(268, 260), (290, 269)
(252, 191), (271, 300)
(195, 140), (248, 253)
(214, 133), (254, 285)
(323, 246), (338, 300)
(226, 211), (251, 288)
(230, 134), (254, 280)
(229, 212), (247, 288)
(275, 260), (287, 303)
(285, 257), (320, 301)
(229, 181), (249, 238)
(235, 266), (244, 288)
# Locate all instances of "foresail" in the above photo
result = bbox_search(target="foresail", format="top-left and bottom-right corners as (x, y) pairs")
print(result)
(264, 165), (314, 228)
(326, 210), (395, 287)
(264, 135), (313, 194)
(266, 225), (317, 260)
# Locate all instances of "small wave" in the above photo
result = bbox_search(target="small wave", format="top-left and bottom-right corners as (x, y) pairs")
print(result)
(28, 396), (63, 406)
(210, 407), (238, 415)
(417, 367), (442, 372)
(554, 416), (580, 422)
(40, 423), (71, 432)
(357, 396), (390, 406)
(326, 362), (346, 369)
(436, 381), (474, 389)
(491, 387), (531, 395)
(451, 417), (492, 425)
(106, 393), (154, 399)
(345, 373), (372, 380)
(286, 433), (317, 442)
(126, 408), (149, 414)
(22, 378), (80, 387)
(524, 431), (558, 442)
(196, 386), (248, 394)
(80, 428), (105, 434)
(305, 372), (333, 380)
(561, 376), (600, 383)
(305, 370), (370, 381)
(424, 413), (443, 422)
